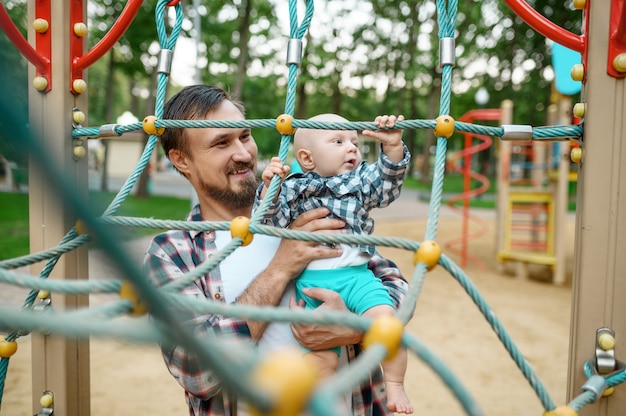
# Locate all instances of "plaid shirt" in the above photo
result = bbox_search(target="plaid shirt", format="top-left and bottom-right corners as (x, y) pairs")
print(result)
(143, 205), (408, 416)
(255, 144), (410, 256)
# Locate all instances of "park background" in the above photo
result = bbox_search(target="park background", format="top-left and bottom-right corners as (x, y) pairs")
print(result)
(0, 0), (581, 415)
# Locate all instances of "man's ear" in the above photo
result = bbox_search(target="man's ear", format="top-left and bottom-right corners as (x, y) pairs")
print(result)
(296, 149), (315, 172)
(168, 149), (191, 176)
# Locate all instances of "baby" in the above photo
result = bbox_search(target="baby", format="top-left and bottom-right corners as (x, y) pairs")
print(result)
(255, 114), (413, 414)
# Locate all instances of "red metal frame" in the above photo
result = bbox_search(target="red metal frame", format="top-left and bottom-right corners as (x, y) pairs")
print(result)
(444, 108), (502, 270)
(0, 0), (52, 91)
(503, 0), (585, 53)
(71, 0), (143, 94)
(608, 0), (626, 78)
(503, 0), (592, 80)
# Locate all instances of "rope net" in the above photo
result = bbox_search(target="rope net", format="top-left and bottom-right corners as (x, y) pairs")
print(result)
(2, 1), (614, 415)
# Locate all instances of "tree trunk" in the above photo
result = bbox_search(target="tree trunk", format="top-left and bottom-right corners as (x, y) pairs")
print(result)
(233, 0), (252, 100)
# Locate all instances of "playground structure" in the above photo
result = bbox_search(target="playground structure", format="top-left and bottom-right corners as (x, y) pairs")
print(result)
(0, 1), (625, 416)
(494, 42), (582, 286)
(444, 106), (506, 271)
(494, 99), (575, 285)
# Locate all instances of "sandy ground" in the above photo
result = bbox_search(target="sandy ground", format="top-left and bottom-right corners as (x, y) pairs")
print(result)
(0, 213), (575, 415)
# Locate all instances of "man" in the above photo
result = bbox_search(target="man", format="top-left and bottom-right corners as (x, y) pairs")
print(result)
(143, 85), (408, 415)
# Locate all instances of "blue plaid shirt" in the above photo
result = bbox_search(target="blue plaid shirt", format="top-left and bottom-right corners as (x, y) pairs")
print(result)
(255, 144), (410, 256)
(143, 205), (408, 416)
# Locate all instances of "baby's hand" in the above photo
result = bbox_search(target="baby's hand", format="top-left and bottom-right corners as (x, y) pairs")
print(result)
(370, 114), (404, 146)
(262, 156), (290, 188)
(362, 115), (405, 163)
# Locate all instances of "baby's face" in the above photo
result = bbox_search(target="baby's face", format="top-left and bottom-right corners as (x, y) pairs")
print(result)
(310, 129), (362, 177)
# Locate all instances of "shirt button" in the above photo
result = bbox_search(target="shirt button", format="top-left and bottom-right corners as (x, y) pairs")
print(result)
(214, 293), (221, 300)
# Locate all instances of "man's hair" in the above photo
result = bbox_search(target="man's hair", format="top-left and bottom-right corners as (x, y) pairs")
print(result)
(160, 85), (245, 160)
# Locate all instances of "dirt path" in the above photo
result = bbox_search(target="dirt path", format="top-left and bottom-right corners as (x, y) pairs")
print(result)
(1, 216), (574, 415)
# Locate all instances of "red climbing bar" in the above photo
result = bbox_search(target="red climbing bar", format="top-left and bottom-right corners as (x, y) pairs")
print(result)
(503, 0), (584, 53)
(0, 2), (51, 83)
(71, 0), (143, 91)
(608, 0), (626, 78)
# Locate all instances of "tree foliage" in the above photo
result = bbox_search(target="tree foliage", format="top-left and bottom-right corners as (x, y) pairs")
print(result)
(2, 0), (583, 177)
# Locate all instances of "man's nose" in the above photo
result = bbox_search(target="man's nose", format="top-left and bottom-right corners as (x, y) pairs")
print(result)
(232, 141), (253, 161)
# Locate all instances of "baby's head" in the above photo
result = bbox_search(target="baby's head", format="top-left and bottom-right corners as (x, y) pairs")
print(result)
(294, 114), (362, 177)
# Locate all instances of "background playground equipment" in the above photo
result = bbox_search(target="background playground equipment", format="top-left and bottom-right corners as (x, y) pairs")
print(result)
(495, 42), (582, 286)
(1, 1), (625, 416)
(444, 105), (505, 271)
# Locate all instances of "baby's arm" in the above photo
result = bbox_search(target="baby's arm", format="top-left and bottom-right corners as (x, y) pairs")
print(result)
(362, 115), (405, 164)
(259, 156), (290, 201)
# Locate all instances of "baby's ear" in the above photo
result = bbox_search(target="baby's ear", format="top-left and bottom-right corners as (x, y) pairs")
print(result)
(296, 149), (315, 172)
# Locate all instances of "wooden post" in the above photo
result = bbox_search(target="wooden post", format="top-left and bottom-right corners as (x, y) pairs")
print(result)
(27, 1), (90, 415)
(553, 96), (571, 286)
(567, 2), (626, 414)
(495, 100), (513, 257)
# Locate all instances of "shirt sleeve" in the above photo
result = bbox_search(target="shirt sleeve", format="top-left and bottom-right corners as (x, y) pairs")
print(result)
(255, 181), (296, 228)
(143, 234), (253, 401)
(366, 253), (409, 309)
(360, 143), (411, 211)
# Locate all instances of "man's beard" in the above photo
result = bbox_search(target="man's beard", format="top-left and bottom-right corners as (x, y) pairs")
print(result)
(198, 165), (259, 211)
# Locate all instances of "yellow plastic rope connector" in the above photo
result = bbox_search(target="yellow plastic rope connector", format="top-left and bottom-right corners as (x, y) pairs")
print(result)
(434, 115), (455, 138)
(543, 405), (578, 416)
(276, 114), (296, 136)
(142, 115), (165, 136)
(413, 240), (442, 271)
(362, 315), (404, 361)
(0, 335), (18, 358)
(75, 219), (89, 235)
(250, 348), (318, 416)
(119, 281), (149, 316)
(231, 216), (253, 246)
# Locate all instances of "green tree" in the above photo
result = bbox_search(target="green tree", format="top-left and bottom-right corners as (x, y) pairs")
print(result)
(0, 1), (29, 171)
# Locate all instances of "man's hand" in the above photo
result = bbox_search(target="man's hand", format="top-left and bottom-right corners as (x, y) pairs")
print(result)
(290, 287), (362, 350)
(270, 208), (345, 279)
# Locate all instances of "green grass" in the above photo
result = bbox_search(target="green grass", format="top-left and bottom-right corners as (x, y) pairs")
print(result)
(0, 192), (30, 261)
(404, 173), (497, 195)
(0, 191), (191, 261)
(404, 173), (577, 211)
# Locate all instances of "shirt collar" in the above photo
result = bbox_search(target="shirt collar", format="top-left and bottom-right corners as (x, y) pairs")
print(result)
(187, 204), (216, 241)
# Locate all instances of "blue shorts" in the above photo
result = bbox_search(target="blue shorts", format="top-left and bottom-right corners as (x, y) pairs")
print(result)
(295, 264), (395, 355)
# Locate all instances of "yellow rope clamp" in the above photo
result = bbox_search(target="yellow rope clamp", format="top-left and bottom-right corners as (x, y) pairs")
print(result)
(413, 240), (442, 271)
(119, 281), (149, 316)
(434, 115), (455, 138)
(362, 315), (404, 361)
(230, 216), (254, 246)
(142, 115), (165, 136)
(0, 336), (18, 358)
(275, 114), (297, 136)
(250, 348), (318, 416)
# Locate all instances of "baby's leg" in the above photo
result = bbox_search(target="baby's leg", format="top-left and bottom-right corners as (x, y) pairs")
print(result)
(363, 305), (413, 414)
(303, 349), (339, 380)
